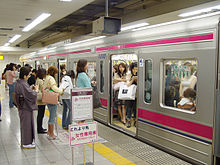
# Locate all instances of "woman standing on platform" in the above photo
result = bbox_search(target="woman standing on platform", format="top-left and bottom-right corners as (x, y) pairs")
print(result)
(6, 63), (17, 108)
(59, 71), (73, 129)
(76, 59), (92, 88)
(15, 67), (38, 149)
(43, 66), (63, 140)
(36, 68), (47, 134)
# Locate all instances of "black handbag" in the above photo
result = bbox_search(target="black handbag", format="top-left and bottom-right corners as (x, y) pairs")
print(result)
(93, 86), (101, 109)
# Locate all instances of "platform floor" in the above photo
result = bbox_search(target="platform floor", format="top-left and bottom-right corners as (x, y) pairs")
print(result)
(0, 92), (191, 165)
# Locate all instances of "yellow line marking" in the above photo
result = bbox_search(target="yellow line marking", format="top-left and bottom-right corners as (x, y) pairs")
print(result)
(45, 109), (136, 165)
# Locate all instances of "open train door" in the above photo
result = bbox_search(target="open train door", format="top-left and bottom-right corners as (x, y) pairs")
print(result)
(109, 54), (138, 135)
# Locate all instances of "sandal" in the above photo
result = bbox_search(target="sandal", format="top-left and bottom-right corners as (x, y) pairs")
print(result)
(47, 135), (56, 140)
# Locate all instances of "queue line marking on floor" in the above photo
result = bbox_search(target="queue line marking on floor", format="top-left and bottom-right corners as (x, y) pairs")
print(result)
(45, 109), (136, 165)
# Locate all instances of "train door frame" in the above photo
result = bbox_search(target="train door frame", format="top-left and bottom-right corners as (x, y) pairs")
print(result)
(109, 53), (138, 136)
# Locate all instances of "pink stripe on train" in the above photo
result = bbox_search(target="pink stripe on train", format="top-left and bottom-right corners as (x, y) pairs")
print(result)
(96, 33), (213, 51)
(138, 109), (213, 139)
(48, 49), (91, 58)
(100, 98), (107, 107)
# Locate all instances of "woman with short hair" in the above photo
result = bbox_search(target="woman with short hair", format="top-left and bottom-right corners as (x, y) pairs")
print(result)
(7, 63), (17, 108)
(43, 66), (63, 140)
(15, 67), (38, 149)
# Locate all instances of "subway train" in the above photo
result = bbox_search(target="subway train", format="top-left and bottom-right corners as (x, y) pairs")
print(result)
(22, 11), (220, 165)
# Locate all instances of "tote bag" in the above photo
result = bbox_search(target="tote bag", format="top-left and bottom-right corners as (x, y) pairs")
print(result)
(42, 89), (59, 105)
(113, 82), (125, 91)
(118, 84), (137, 100)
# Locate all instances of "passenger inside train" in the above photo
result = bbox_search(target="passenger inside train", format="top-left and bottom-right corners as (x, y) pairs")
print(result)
(164, 60), (197, 112)
(112, 54), (138, 132)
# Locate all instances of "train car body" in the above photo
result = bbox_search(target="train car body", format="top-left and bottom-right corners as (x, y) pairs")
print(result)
(24, 13), (220, 165)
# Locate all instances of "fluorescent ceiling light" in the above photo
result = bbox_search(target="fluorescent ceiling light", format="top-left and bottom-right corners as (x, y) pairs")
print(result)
(8, 34), (21, 43)
(3, 43), (10, 47)
(59, 0), (72, 1)
(65, 36), (106, 46)
(39, 46), (57, 52)
(28, 52), (36, 57)
(133, 11), (220, 32)
(179, 5), (220, 17)
(22, 13), (51, 32)
(121, 22), (149, 31)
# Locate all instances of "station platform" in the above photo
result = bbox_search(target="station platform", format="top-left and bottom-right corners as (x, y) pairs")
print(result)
(0, 93), (191, 165)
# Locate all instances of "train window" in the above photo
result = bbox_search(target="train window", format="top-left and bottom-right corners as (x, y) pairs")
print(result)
(144, 60), (152, 103)
(163, 59), (197, 113)
(100, 61), (104, 93)
(87, 62), (96, 80)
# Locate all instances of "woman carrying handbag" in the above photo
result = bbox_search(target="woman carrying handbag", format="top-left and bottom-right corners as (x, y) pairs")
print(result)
(43, 66), (64, 140)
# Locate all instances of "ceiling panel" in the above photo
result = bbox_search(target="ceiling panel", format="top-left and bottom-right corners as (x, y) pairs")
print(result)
(0, 0), (95, 46)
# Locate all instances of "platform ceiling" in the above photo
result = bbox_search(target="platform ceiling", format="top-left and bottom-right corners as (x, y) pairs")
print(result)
(0, 0), (216, 56)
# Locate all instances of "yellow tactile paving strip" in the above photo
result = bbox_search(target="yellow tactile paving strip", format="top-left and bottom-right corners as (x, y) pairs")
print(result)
(45, 109), (136, 165)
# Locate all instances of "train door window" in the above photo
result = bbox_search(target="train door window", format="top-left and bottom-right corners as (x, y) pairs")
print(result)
(87, 62), (96, 80)
(100, 61), (104, 93)
(111, 54), (138, 134)
(163, 59), (197, 113)
(144, 60), (152, 103)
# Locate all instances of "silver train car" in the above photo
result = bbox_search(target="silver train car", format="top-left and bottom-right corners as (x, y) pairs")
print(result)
(23, 13), (220, 165)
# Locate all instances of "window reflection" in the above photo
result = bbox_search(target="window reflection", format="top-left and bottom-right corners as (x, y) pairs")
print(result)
(144, 60), (152, 103)
(164, 60), (197, 112)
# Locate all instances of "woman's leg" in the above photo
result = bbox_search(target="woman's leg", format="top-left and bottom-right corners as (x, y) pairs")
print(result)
(37, 105), (46, 132)
(62, 99), (67, 128)
(8, 83), (14, 108)
(118, 105), (122, 122)
(122, 105), (126, 124)
(65, 99), (71, 127)
(126, 101), (132, 127)
(47, 104), (57, 139)
(133, 100), (137, 127)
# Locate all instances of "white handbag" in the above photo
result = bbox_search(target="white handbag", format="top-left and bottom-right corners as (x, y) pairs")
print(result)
(118, 84), (137, 100)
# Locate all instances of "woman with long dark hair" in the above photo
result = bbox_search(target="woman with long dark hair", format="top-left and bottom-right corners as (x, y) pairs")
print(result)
(76, 59), (92, 88)
(113, 63), (127, 124)
(36, 68), (47, 134)
(126, 62), (138, 128)
(60, 70), (73, 129)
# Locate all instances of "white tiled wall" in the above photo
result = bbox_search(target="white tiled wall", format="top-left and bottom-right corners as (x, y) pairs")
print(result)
(0, 55), (21, 78)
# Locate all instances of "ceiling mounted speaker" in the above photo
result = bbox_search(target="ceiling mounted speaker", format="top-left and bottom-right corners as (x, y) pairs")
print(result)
(92, 17), (121, 36)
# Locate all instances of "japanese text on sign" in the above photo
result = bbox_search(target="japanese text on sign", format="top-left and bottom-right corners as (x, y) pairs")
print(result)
(72, 88), (93, 121)
(69, 122), (98, 146)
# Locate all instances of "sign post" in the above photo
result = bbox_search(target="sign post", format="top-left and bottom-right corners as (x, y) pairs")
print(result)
(70, 88), (97, 165)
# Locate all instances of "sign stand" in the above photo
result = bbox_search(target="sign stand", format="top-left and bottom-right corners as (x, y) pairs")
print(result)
(70, 88), (97, 165)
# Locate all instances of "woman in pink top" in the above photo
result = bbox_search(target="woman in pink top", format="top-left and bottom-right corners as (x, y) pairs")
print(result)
(6, 63), (17, 108)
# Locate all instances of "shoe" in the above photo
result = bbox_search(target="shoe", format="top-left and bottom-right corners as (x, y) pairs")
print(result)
(43, 128), (47, 132)
(47, 135), (57, 140)
(38, 130), (47, 134)
(126, 120), (131, 128)
(134, 120), (136, 127)
(22, 144), (35, 149)
(62, 127), (68, 130)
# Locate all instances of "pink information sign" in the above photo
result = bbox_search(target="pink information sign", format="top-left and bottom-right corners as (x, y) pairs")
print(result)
(69, 122), (98, 146)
